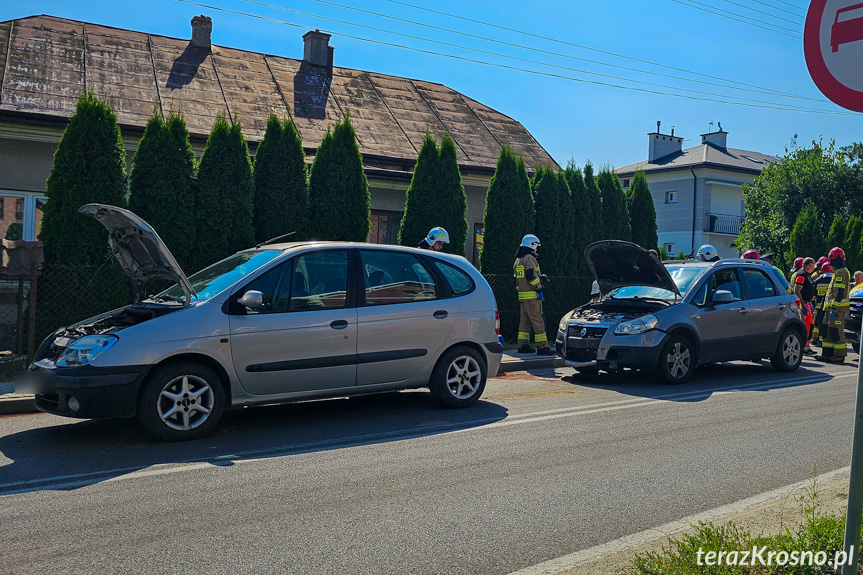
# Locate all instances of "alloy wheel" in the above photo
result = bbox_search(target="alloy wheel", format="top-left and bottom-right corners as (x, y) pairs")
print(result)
(666, 342), (691, 379)
(445, 356), (482, 399)
(156, 374), (215, 431)
(782, 333), (801, 367)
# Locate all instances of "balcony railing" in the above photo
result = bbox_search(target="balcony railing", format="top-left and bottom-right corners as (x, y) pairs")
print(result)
(704, 213), (744, 235)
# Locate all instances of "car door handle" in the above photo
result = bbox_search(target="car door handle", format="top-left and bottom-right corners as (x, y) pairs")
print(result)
(777, 303), (787, 310)
(433, 310), (448, 319)
(738, 308), (749, 314)
(330, 320), (349, 329)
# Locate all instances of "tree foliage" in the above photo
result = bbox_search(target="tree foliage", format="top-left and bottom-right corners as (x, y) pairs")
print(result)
(399, 132), (467, 255)
(597, 169), (631, 242)
(790, 201), (826, 262)
(190, 114), (255, 271)
(40, 90), (127, 265)
(307, 114), (370, 241)
(627, 171), (658, 250)
(582, 161), (603, 245)
(480, 145), (534, 274)
(826, 215), (846, 255)
(845, 216), (863, 272)
(253, 114), (308, 244)
(129, 110), (196, 270)
(564, 162), (591, 275)
(532, 165), (577, 275)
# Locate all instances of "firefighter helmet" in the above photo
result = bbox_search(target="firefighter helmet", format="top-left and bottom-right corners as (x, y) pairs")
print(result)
(793, 257), (804, 269)
(822, 264), (833, 274)
(521, 234), (541, 250)
(697, 244), (718, 261)
(426, 227), (450, 245)
(741, 249), (760, 260)
(829, 247), (846, 260)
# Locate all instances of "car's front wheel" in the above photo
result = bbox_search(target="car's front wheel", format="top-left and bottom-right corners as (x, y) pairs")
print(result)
(430, 347), (487, 408)
(655, 335), (694, 384)
(771, 327), (803, 372)
(136, 362), (227, 441)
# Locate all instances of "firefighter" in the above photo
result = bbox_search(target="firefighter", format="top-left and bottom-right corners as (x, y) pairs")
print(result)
(817, 247), (851, 363)
(793, 257), (817, 354)
(811, 258), (832, 346)
(418, 227), (449, 251)
(514, 234), (554, 356)
(697, 244), (720, 262)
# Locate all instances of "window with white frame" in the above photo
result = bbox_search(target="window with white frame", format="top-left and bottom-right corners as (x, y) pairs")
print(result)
(1, 192), (47, 241)
(665, 191), (677, 204)
(664, 242), (675, 253)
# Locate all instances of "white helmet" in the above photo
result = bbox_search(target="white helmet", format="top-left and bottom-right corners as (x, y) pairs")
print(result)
(697, 244), (717, 261)
(426, 227), (450, 244)
(521, 234), (540, 250)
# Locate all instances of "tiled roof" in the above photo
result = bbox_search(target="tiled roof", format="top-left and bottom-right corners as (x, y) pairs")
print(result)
(0, 15), (557, 172)
(616, 143), (778, 176)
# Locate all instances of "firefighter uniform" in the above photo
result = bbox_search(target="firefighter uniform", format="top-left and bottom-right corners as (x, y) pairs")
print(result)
(820, 264), (851, 361)
(811, 269), (831, 343)
(514, 251), (548, 350)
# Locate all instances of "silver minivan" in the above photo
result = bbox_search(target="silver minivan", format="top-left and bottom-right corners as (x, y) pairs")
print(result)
(24, 205), (502, 440)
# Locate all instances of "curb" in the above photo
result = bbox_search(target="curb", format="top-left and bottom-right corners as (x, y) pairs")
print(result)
(498, 356), (565, 374)
(0, 395), (36, 415)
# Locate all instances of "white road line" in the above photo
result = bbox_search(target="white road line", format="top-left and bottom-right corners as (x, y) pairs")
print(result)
(0, 373), (854, 494)
(507, 467), (852, 575)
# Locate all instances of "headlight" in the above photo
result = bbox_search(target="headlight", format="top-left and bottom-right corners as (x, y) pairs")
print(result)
(55, 335), (118, 367)
(558, 314), (570, 332)
(614, 314), (659, 335)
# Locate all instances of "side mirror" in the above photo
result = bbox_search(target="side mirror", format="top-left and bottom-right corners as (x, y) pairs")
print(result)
(712, 290), (735, 304)
(238, 290), (264, 309)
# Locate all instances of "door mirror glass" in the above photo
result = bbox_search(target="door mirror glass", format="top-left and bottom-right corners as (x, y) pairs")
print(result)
(239, 290), (264, 309)
(712, 290), (735, 304)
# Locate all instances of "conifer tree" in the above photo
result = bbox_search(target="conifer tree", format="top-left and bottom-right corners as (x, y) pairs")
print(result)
(190, 114), (255, 270)
(627, 172), (658, 250)
(480, 146), (534, 274)
(435, 133), (469, 255)
(845, 215), (863, 272)
(826, 214), (846, 254)
(399, 133), (440, 249)
(532, 166), (577, 275)
(40, 90), (127, 265)
(129, 110), (196, 269)
(597, 169), (631, 241)
(307, 114), (370, 241)
(582, 161), (603, 245)
(253, 114), (308, 244)
(790, 200), (826, 263)
(564, 162), (592, 276)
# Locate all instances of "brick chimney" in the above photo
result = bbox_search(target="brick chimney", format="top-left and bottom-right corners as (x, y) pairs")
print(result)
(647, 121), (683, 163)
(303, 30), (333, 74)
(191, 15), (212, 49)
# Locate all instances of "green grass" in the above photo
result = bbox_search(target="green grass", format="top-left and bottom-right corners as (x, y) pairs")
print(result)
(626, 478), (860, 574)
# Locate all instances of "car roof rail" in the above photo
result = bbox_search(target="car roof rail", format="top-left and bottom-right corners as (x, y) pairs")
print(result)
(716, 258), (772, 266)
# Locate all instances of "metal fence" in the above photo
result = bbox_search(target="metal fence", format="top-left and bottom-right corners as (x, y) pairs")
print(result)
(0, 277), (32, 355)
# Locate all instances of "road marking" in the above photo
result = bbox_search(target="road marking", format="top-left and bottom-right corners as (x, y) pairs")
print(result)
(0, 373), (854, 495)
(507, 466), (852, 575)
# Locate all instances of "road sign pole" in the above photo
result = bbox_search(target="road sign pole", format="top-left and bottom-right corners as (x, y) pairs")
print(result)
(841, 359), (863, 575)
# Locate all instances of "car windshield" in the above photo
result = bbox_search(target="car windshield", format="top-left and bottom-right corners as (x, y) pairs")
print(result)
(605, 265), (706, 302)
(159, 250), (282, 302)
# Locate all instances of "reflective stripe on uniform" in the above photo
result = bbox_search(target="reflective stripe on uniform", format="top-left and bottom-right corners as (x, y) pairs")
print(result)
(518, 332), (530, 340)
(518, 291), (539, 300)
(514, 265), (525, 278)
(535, 333), (548, 343)
(529, 278), (541, 286)
(822, 342), (835, 349)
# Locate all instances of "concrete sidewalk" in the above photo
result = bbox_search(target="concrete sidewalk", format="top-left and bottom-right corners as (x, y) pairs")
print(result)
(0, 349), (564, 416)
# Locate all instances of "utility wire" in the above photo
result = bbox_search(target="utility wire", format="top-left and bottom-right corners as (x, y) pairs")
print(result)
(377, 0), (814, 99)
(234, 0), (826, 110)
(669, 0), (803, 37)
(711, 0), (804, 25)
(277, 0), (824, 103)
(744, 0), (807, 18)
(174, 0), (857, 116)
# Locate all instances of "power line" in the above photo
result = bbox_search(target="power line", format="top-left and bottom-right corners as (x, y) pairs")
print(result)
(669, 0), (803, 38)
(173, 0), (857, 116)
(745, 0), (807, 18)
(377, 0), (813, 99)
(283, 0), (823, 103)
(233, 0), (828, 110)
(711, 0), (804, 24)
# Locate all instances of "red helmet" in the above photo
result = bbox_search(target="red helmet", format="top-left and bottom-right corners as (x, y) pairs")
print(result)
(822, 264), (833, 274)
(793, 257), (804, 269)
(829, 247), (846, 260)
(741, 249), (760, 260)
(817, 256), (829, 266)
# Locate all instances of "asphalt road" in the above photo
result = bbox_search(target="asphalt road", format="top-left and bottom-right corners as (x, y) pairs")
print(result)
(0, 357), (859, 575)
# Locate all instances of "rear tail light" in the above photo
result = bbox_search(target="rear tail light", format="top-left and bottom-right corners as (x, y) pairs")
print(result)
(495, 311), (500, 335)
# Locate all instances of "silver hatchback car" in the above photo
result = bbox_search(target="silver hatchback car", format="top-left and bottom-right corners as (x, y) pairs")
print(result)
(556, 241), (806, 383)
(25, 205), (502, 440)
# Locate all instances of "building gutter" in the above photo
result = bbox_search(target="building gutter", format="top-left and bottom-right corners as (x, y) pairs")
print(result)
(690, 166), (697, 256)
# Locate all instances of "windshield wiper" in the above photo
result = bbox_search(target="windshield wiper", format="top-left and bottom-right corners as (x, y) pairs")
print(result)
(617, 296), (672, 306)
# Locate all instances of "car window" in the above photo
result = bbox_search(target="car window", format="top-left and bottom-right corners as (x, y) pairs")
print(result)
(743, 269), (778, 299)
(692, 281), (709, 307)
(433, 260), (475, 296)
(710, 269), (743, 302)
(238, 262), (289, 314)
(289, 250), (350, 311)
(361, 250), (437, 305)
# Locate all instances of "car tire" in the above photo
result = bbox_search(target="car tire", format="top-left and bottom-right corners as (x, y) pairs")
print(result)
(771, 327), (803, 372)
(430, 347), (487, 408)
(655, 334), (695, 384)
(136, 362), (227, 441)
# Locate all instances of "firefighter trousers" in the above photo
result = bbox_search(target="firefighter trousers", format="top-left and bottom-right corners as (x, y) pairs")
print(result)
(820, 310), (847, 359)
(518, 299), (549, 349)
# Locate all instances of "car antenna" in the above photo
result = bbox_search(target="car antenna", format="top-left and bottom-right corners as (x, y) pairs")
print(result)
(256, 231), (297, 248)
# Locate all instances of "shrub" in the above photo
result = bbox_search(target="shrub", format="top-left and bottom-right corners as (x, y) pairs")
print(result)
(399, 133), (441, 249)
(564, 162), (592, 276)
(583, 161), (603, 245)
(826, 215), (846, 255)
(532, 165), (577, 275)
(597, 169), (631, 241)
(628, 172), (658, 250)
(790, 200), (826, 263)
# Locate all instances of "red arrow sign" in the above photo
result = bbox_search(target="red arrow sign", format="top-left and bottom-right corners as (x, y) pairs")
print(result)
(805, 0), (863, 111)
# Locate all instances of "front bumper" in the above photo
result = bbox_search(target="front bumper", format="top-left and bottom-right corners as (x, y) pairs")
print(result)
(844, 301), (862, 345)
(19, 363), (151, 419)
(555, 323), (667, 370)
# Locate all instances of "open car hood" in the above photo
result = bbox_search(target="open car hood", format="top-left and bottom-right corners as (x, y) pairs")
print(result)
(79, 203), (194, 304)
(584, 240), (680, 296)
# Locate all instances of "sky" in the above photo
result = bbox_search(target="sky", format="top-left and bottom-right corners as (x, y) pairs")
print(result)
(2, 0), (861, 169)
